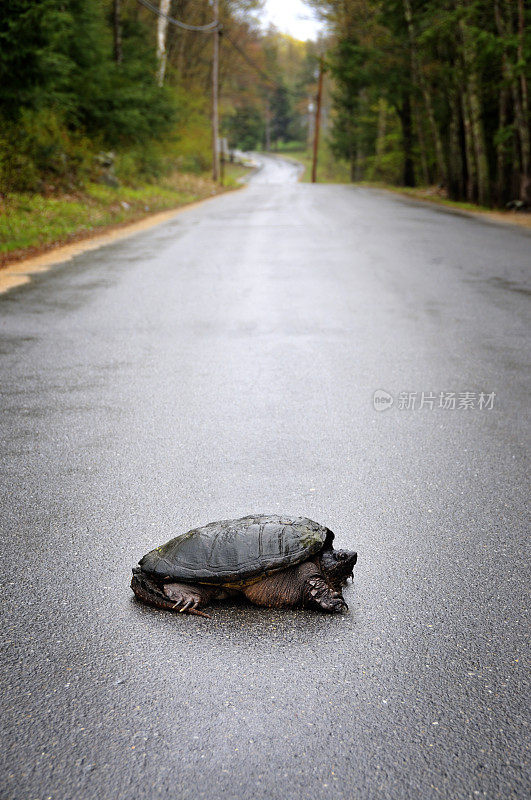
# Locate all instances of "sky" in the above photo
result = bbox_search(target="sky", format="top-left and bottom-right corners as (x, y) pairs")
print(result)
(261, 0), (325, 41)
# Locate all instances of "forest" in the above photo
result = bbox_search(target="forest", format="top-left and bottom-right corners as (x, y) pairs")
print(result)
(314, 0), (530, 207)
(0, 0), (529, 211)
(0, 1), (317, 193)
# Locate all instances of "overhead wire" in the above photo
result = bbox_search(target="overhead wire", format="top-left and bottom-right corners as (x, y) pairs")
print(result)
(223, 32), (312, 100)
(135, 0), (310, 98)
(135, 0), (218, 32)
(222, 31), (277, 90)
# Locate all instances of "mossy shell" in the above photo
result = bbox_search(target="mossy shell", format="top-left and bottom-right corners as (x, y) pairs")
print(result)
(138, 514), (334, 585)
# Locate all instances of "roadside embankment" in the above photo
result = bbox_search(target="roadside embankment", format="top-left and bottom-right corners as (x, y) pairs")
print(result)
(0, 166), (251, 270)
(285, 148), (531, 231)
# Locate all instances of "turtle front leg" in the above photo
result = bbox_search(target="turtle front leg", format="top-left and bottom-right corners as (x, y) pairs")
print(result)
(303, 575), (348, 613)
(242, 562), (348, 613)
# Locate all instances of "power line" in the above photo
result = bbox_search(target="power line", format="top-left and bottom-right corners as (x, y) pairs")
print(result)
(136, 0), (220, 181)
(136, 0), (306, 98)
(223, 32), (277, 90)
(135, 0), (218, 32)
(223, 32), (308, 100)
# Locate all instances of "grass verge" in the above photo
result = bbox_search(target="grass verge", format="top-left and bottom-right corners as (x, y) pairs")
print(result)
(286, 149), (531, 228)
(0, 163), (251, 267)
(357, 182), (531, 228)
(275, 146), (351, 183)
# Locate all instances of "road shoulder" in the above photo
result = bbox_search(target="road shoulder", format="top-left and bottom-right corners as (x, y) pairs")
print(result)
(0, 189), (236, 296)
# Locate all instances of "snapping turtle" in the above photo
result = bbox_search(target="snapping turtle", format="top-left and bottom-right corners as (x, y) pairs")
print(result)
(131, 514), (357, 618)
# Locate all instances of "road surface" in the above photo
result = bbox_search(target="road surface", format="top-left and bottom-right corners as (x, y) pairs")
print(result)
(1, 155), (529, 800)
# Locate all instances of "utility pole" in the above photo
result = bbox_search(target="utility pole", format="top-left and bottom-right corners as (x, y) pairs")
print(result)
(212, 0), (220, 182)
(311, 57), (324, 184)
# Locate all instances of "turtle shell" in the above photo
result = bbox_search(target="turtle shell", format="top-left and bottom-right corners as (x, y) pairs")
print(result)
(138, 514), (334, 585)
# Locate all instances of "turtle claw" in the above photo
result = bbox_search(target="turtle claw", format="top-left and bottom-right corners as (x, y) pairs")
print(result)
(188, 608), (211, 619)
(164, 584), (211, 618)
(172, 599), (210, 618)
(324, 596), (348, 613)
(305, 578), (349, 614)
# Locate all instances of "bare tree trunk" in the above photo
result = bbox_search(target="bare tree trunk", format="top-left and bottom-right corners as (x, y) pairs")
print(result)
(311, 57), (324, 183)
(265, 97), (271, 152)
(413, 96), (430, 185)
(494, 0), (513, 203)
(176, 31), (186, 77)
(516, 0), (530, 201)
(157, 0), (171, 87)
(349, 110), (357, 182)
(350, 147), (357, 182)
(496, 83), (508, 206)
(402, 0), (447, 187)
(461, 88), (476, 202)
(356, 90), (368, 179)
(468, 72), (490, 205)
(175, 2), (190, 78)
(113, 0), (122, 64)
(448, 89), (464, 199)
(459, 13), (489, 205)
(211, 0), (220, 182)
(495, 0), (530, 202)
(375, 97), (387, 178)
(398, 93), (415, 186)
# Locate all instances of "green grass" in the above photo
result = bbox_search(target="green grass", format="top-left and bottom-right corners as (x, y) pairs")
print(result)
(284, 149), (518, 218)
(3, 152), (524, 265)
(281, 146), (351, 183)
(357, 182), (492, 213)
(271, 141), (309, 154)
(0, 171), (241, 263)
(221, 161), (256, 185)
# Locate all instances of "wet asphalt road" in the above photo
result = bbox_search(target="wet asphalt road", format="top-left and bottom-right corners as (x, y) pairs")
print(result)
(1, 155), (529, 800)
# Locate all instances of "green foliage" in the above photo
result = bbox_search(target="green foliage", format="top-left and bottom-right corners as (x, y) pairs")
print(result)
(171, 89), (212, 173)
(283, 144), (352, 183)
(270, 83), (291, 143)
(320, 0), (531, 205)
(72, 10), (177, 146)
(0, 173), (225, 260)
(0, 0), (177, 193)
(0, 108), (93, 192)
(225, 107), (265, 150)
(0, 1), (321, 196)
(0, 0), (76, 118)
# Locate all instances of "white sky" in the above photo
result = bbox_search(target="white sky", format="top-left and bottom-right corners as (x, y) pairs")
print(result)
(261, 0), (324, 41)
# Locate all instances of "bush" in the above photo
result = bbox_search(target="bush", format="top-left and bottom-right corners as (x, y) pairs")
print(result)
(171, 88), (212, 173)
(224, 106), (265, 151)
(0, 108), (93, 193)
(115, 142), (173, 186)
(0, 1), (179, 193)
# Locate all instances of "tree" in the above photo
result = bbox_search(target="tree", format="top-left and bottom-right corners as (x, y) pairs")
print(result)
(310, 0), (531, 206)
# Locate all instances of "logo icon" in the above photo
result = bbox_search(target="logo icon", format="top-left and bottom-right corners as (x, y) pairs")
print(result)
(373, 389), (393, 411)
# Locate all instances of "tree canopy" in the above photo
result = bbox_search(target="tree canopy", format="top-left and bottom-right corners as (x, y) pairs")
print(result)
(0, 1), (317, 191)
(312, 0), (530, 205)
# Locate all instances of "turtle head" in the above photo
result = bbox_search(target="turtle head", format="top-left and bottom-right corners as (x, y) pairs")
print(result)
(320, 548), (357, 590)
